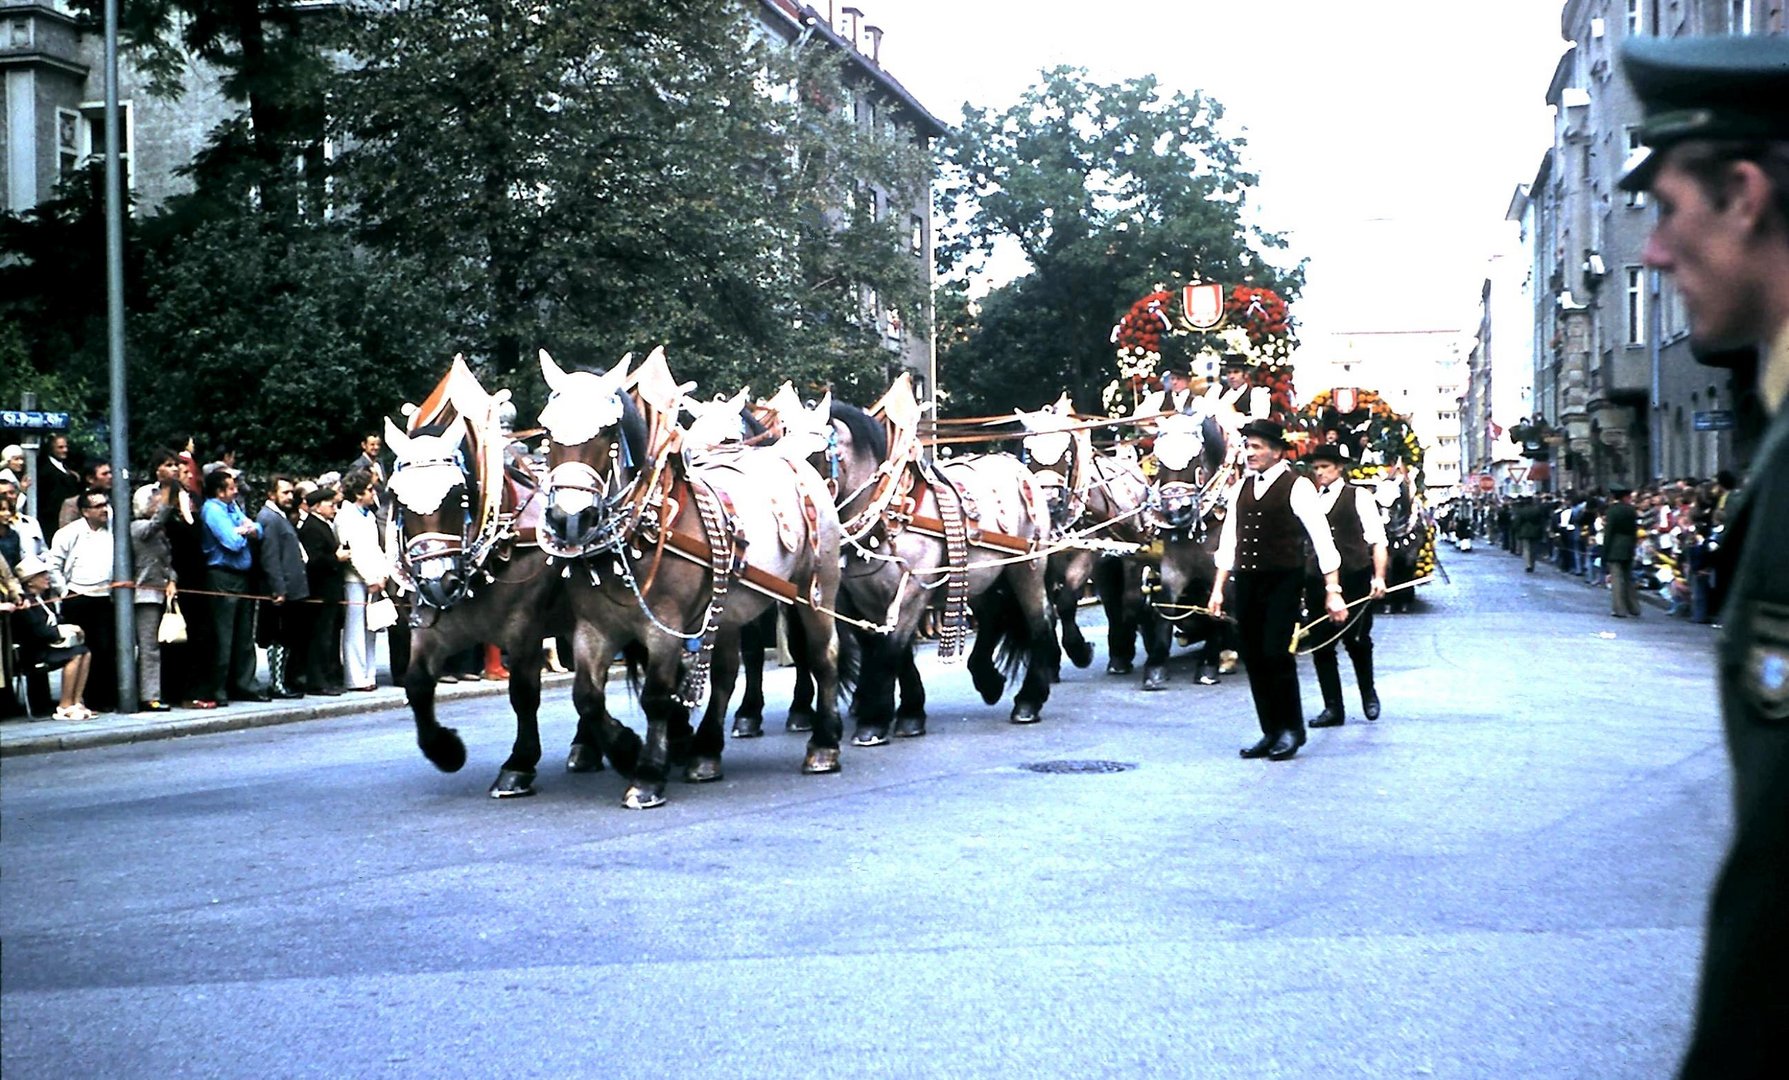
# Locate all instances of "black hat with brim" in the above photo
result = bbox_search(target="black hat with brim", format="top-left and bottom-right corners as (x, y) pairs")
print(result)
(1220, 352), (1252, 370)
(1305, 443), (1347, 466)
(1618, 36), (1789, 192)
(1238, 418), (1287, 447)
(1160, 360), (1193, 379)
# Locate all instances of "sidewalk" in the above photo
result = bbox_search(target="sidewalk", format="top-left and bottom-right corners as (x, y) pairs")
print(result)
(2, 633), (576, 757)
(1441, 534), (1681, 612)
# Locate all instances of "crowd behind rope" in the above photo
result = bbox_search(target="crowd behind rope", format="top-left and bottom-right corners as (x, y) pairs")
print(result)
(1437, 470), (1740, 624)
(1, 433), (564, 721)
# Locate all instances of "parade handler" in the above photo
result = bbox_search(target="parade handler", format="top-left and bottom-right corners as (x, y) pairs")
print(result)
(1207, 419), (1347, 761)
(1302, 444), (1388, 728)
(1615, 33), (1789, 1079)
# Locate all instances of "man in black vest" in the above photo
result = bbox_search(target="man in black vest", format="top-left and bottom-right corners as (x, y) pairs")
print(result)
(1602, 488), (1641, 618)
(1208, 419), (1348, 761)
(1615, 34), (1789, 1077)
(1302, 444), (1389, 727)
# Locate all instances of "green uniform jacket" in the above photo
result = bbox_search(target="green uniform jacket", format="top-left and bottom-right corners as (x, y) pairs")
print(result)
(1679, 402), (1789, 1078)
(1603, 501), (1639, 563)
(1511, 503), (1546, 541)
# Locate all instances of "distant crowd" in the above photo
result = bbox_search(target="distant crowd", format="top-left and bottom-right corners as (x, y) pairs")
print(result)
(1, 433), (541, 721)
(1438, 472), (1739, 623)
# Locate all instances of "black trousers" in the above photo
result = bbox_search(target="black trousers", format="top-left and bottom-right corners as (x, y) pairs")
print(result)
(1234, 569), (1305, 740)
(60, 594), (118, 712)
(205, 567), (261, 700)
(1305, 568), (1375, 710)
(305, 597), (344, 692)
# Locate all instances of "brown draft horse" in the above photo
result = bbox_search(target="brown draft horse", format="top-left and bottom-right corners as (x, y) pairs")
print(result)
(536, 349), (846, 810)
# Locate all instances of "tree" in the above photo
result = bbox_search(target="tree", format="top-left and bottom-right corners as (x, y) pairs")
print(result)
(935, 67), (1304, 416)
(330, 0), (932, 410)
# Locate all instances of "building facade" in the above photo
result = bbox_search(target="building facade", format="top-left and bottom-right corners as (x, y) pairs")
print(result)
(1297, 329), (1466, 499)
(1516, 0), (1781, 492)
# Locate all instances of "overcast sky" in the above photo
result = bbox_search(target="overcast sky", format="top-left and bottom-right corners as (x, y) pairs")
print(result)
(852, 0), (1568, 345)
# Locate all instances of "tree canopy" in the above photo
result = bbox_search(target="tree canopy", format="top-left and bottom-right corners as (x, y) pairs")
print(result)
(935, 67), (1304, 417)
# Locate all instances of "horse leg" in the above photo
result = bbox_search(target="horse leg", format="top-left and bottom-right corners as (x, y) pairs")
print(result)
(965, 598), (1008, 706)
(1057, 553), (1095, 671)
(850, 631), (905, 747)
(1140, 567), (1173, 691)
(622, 648), (684, 810)
(1096, 556), (1138, 675)
(785, 609), (818, 733)
(792, 605), (844, 773)
(490, 633), (550, 798)
(732, 608), (772, 739)
(405, 628), (468, 774)
(893, 644), (927, 737)
(687, 630), (737, 784)
(1006, 564), (1061, 724)
(571, 627), (641, 779)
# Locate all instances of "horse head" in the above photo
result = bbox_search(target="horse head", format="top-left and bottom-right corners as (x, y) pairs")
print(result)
(681, 386), (756, 454)
(817, 397), (889, 513)
(385, 415), (477, 609)
(1015, 395), (1083, 530)
(1150, 411), (1227, 534)
(537, 348), (647, 558)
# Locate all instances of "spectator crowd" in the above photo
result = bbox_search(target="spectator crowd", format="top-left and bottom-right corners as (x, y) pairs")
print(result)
(2, 432), (535, 721)
(1437, 471), (1739, 624)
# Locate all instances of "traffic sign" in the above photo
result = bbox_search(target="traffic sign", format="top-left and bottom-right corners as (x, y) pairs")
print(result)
(0, 410), (71, 431)
(1693, 409), (1735, 431)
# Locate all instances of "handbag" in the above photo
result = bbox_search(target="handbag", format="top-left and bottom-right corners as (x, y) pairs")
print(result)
(158, 596), (189, 645)
(365, 595), (399, 633)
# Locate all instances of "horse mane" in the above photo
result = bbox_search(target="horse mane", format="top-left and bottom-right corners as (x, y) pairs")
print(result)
(828, 400), (888, 463)
(618, 393), (648, 468)
(1201, 414), (1226, 475)
(741, 407), (769, 439)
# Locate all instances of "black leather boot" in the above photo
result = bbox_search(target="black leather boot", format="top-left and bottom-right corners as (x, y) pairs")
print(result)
(1354, 649), (1379, 720)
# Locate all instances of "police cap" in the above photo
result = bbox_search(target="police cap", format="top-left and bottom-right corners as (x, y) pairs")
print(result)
(1618, 36), (1789, 192)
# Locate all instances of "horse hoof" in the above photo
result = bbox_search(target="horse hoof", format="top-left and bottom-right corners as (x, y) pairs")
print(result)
(1106, 659), (1134, 676)
(802, 746), (841, 774)
(785, 710), (815, 733)
(566, 743), (606, 773)
(852, 726), (891, 748)
(893, 715), (926, 738)
(732, 714), (765, 739)
(422, 728), (468, 773)
(489, 769), (537, 798)
(622, 785), (667, 810)
(1009, 703), (1042, 724)
(1067, 641), (1094, 668)
(971, 670), (1006, 705)
(684, 756), (723, 784)
(1142, 667), (1168, 691)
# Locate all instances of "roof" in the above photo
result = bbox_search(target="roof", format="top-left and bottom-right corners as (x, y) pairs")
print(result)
(757, 0), (949, 138)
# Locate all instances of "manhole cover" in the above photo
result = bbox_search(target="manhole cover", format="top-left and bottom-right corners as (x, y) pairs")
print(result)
(1019, 760), (1136, 774)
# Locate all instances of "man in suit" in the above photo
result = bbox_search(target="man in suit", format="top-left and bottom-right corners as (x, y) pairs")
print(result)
(254, 476), (309, 698)
(297, 486), (346, 695)
(1511, 496), (1545, 572)
(1616, 34), (1789, 1077)
(1301, 444), (1389, 727)
(36, 434), (82, 538)
(1602, 488), (1641, 618)
(1206, 419), (1348, 761)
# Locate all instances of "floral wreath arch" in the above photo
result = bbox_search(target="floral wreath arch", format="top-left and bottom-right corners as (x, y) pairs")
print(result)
(1106, 282), (1299, 425)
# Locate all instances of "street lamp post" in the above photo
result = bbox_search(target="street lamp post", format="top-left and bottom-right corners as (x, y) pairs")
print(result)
(104, 0), (136, 710)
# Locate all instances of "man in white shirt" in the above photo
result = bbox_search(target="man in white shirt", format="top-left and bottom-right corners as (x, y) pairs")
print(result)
(1133, 361), (1199, 419)
(1208, 420), (1348, 761)
(1301, 444), (1389, 728)
(48, 487), (117, 713)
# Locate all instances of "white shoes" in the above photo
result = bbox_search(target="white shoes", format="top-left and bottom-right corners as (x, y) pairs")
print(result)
(53, 704), (97, 721)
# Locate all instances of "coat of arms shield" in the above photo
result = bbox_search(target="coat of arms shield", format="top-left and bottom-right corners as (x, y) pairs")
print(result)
(1181, 283), (1224, 331)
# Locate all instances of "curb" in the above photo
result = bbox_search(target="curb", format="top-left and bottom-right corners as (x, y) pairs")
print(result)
(0, 673), (578, 758)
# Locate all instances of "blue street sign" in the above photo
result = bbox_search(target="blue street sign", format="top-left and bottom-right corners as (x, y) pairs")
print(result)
(1693, 410), (1736, 432)
(0, 410), (72, 431)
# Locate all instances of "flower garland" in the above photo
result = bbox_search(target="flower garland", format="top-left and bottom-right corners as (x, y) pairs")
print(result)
(1106, 283), (1299, 415)
(1225, 286), (1294, 361)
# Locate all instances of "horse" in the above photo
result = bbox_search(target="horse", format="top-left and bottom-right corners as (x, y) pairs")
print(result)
(1382, 477), (1429, 614)
(536, 348), (846, 810)
(1129, 407), (1236, 690)
(1015, 400), (1154, 678)
(380, 365), (594, 799)
(815, 376), (1060, 745)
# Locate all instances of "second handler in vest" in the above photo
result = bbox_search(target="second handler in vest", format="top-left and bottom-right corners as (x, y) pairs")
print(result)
(1208, 420), (1349, 761)
(1302, 444), (1388, 727)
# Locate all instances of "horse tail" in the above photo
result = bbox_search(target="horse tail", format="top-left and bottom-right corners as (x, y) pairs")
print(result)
(985, 580), (1032, 679)
(621, 640), (648, 700)
(833, 591), (865, 699)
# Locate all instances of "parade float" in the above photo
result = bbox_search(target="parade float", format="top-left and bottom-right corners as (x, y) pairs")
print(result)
(1296, 387), (1437, 594)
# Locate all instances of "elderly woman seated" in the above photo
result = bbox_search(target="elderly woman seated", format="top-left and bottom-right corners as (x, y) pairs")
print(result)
(5, 554), (96, 720)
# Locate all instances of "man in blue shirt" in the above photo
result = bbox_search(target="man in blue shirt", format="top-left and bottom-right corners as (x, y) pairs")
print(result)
(200, 470), (268, 705)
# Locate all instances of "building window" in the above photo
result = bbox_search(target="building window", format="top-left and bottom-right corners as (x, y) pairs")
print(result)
(1624, 128), (1647, 207)
(1626, 0), (1644, 36)
(1626, 266), (1646, 346)
(56, 109), (82, 177)
(1731, 0), (1753, 34)
(75, 102), (135, 199)
(909, 213), (924, 257)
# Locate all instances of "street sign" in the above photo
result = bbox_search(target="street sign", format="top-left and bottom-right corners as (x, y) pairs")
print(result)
(1693, 409), (1736, 431)
(0, 410), (71, 431)
(1479, 475), (1496, 492)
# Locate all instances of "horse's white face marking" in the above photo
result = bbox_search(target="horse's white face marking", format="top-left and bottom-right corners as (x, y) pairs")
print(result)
(683, 389), (752, 450)
(1152, 413), (1206, 472)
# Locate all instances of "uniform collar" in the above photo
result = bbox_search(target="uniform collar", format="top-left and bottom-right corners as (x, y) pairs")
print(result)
(1764, 319), (1789, 415)
(1250, 460), (1290, 485)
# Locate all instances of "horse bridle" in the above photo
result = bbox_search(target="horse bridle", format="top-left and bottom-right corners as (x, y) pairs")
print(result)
(389, 454), (478, 608)
(542, 425), (642, 558)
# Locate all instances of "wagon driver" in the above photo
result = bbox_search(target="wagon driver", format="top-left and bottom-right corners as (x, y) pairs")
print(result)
(1207, 419), (1347, 761)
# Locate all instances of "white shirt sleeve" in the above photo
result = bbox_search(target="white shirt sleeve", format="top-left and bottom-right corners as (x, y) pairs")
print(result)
(1291, 476), (1342, 575)
(1213, 478), (1244, 573)
(1355, 487), (1388, 549)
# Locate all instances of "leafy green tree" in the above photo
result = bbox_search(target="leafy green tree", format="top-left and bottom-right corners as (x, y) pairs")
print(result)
(936, 67), (1304, 416)
(330, 0), (932, 410)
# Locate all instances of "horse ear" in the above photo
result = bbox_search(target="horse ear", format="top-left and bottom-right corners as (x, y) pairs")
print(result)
(539, 349), (569, 393)
(812, 391), (833, 425)
(383, 417), (414, 459)
(606, 352), (633, 383)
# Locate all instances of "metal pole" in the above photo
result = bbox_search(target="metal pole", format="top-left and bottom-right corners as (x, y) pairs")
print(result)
(105, 0), (137, 710)
(1647, 268), (1662, 483)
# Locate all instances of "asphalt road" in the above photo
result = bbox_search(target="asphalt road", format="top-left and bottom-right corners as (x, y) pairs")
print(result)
(0, 547), (1730, 1078)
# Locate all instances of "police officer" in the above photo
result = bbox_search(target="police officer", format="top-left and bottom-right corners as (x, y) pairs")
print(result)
(1301, 444), (1388, 728)
(1617, 34), (1789, 1079)
(1208, 419), (1348, 761)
